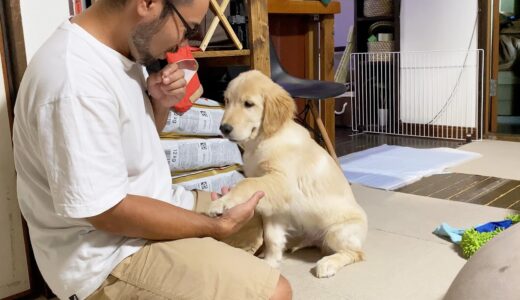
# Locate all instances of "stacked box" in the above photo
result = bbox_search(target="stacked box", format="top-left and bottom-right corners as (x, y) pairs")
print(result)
(160, 98), (244, 193)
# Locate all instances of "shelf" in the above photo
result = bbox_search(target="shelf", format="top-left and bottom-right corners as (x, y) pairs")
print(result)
(268, 0), (340, 14)
(192, 49), (250, 59)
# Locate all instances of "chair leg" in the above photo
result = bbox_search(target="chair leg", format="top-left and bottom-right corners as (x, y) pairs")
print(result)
(309, 101), (339, 164)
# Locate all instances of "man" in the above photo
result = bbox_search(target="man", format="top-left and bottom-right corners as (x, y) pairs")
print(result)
(12, 0), (292, 299)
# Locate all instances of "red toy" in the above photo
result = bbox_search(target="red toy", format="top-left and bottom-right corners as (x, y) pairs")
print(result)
(165, 46), (203, 113)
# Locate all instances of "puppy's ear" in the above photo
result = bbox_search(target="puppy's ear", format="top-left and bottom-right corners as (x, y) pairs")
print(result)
(261, 82), (296, 137)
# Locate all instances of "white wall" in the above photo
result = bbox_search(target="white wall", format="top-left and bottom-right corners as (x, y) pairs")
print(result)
(0, 54), (30, 298)
(334, 0), (354, 48)
(20, 0), (70, 62)
(399, 0), (479, 127)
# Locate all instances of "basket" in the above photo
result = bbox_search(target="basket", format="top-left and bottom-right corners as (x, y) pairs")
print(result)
(367, 41), (395, 62)
(363, 0), (393, 17)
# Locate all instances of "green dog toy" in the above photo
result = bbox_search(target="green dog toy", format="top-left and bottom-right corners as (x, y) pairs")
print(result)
(460, 214), (520, 258)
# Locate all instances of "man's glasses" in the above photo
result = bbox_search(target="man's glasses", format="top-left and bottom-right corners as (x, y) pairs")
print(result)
(168, 3), (200, 40)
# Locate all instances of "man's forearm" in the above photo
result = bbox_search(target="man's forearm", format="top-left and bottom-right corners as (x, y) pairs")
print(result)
(87, 194), (221, 240)
(151, 101), (170, 132)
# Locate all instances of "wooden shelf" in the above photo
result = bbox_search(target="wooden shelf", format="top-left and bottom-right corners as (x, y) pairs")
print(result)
(268, 0), (340, 14)
(192, 49), (250, 59)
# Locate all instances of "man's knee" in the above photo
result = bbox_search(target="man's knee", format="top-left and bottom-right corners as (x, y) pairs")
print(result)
(270, 274), (292, 300)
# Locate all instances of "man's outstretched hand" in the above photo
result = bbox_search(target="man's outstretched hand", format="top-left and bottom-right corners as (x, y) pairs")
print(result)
(211, 188), (264, 240)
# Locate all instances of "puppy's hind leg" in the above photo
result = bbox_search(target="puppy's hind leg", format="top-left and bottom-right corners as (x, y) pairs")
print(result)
(263, 218), (287, 269)
(315, 222), (366, 278)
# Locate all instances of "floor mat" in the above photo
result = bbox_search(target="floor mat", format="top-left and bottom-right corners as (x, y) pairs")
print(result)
(340, 144), (481, 190)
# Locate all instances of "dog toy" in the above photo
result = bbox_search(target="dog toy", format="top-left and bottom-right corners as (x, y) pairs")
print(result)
(460, 214), (520, 258)
(460, 227), (503, 258)
(165, 46), (203, 113)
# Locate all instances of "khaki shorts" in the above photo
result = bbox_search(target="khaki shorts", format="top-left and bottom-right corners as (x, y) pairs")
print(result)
(87, 191), (276, 300)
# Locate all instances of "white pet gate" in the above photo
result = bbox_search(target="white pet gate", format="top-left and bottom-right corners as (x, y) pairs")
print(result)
(348, 50), (484, 141)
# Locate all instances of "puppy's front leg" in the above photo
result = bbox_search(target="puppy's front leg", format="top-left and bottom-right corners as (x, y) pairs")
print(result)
(263, 217), (287, 268)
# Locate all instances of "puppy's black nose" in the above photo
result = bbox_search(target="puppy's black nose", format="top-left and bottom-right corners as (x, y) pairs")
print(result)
(220, 123), (233, 135)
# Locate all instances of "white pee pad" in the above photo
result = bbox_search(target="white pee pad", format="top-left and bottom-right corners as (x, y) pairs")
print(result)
(340, 144), (481, 190)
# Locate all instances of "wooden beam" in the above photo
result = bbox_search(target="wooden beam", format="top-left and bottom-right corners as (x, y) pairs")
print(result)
(248, 0), (270, 75)
(2, 0), (27, 94)
(304, 17), (318, 137)
(0, 3), (14, 133)
(304, 17), (318, 80)
(319, 14), (336, 147)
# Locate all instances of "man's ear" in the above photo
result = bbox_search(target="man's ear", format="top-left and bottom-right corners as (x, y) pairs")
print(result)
(261, 82), (296, 137)
(135, 0), (162, 18)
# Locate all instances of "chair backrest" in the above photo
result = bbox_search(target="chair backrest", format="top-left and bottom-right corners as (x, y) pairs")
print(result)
(269, 40), (288, 81)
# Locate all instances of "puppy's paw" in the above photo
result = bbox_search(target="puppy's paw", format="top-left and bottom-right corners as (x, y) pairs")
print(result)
(223, 200), (240, 211)
(206, 195), (240, 217)
(314, 256), (340, 278)
(207, 199), (226, 217)
(264, 257), (281, 269)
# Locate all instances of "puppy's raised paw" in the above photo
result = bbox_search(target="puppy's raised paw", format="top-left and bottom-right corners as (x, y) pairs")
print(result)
(207, 199), (225, 217)
(206, 195), (241, 217)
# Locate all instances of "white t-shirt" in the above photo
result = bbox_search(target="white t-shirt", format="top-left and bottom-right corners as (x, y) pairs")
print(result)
(13, 21), (192, 299)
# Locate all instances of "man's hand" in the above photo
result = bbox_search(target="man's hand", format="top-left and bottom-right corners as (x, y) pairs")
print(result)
(147, 63), (186, 108)
(147, 63), (186, 131)
(212, 190), (265, 240)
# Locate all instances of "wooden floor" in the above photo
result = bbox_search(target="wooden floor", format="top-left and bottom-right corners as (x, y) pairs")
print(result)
(335, 127), (463, 157)
(397, 173), (520, 210)
(335, 127), (520, 210)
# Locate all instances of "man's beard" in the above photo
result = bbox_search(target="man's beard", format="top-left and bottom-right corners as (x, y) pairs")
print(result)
(131, 17), (164, 65)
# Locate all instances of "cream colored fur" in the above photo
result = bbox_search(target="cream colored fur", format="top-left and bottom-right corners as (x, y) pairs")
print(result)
(207, 70), (368, 278)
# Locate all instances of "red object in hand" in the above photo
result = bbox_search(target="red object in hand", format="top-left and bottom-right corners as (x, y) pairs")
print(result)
(165, 46), (203, 113)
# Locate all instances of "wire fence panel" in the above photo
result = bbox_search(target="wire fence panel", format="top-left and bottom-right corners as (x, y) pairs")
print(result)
(349, 50), (484, 141)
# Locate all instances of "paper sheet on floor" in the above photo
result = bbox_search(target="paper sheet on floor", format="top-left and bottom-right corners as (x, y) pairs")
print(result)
(340, 144), (481, 190)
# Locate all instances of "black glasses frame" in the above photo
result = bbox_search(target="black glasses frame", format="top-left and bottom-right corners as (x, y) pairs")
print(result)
(167, 2), (200, 40)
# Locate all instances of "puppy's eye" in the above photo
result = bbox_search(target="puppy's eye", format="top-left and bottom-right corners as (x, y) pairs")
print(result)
(244, 101), (255, 108)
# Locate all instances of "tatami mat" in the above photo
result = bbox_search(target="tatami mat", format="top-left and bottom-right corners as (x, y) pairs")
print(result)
(281, 184), (515, 300)
(448, 140), (520, 181)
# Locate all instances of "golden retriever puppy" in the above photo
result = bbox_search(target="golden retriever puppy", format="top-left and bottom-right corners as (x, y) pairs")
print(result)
(208, 70), (367, 278)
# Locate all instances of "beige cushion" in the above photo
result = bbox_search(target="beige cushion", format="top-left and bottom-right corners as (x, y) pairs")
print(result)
(445, 223), (520, 300)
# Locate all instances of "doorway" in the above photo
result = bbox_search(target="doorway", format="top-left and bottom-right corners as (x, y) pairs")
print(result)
(490, 0), (520, 136)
